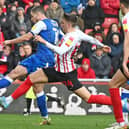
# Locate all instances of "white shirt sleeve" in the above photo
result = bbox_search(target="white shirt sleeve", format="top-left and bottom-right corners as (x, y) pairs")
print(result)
(30, 21), (47, 35)
(46, 35), (75, 56)
(79, 30), (104, 47)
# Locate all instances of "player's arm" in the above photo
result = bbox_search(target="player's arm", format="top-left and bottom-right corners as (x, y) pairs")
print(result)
(123, 31), (129, 77)
(79, 31), (104, 47)
(4, 21), (47, 46)
(80, 31), (111, 53)
(35, 35), (73, 56)
(3, 32), (33, 45)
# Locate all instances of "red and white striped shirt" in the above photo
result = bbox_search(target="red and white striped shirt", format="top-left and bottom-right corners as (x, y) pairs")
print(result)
(45, 29), (104, 73)
(122, 12), (129, 32)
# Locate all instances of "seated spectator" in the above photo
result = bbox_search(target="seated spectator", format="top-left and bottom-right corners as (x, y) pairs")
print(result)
(15, 43), (34, 65)
(7, 3), (17, 22)
(0, 45), (16, 75)
(90, 46), (111, 79)
(77, 58), (96, 79)
(82, 0), (104, 30)
(60, 0), (80, 13)
(11, 7), (32, 38)
(23, 43), (33, 57)
(0, 0), (7, 15)
(93, 30), (105, 45)
(0, 6), (10, 40)
(45, 0), (64, 24)
(14, 25), (28, 54)
(108, 32), (123, 77)
(26, 0), (41, 18)
(106, 23), (123, 44)
(100, 0), (120, 18)
(100, 0), (120, 29)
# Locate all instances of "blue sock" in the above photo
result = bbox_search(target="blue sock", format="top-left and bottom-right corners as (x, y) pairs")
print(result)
(0, 76), (13, 88)
(36, 91), (48, 118)
(121, 92), (129, 112)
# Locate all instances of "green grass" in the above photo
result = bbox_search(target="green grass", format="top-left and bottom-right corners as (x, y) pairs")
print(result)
(0, 114), (115, 129)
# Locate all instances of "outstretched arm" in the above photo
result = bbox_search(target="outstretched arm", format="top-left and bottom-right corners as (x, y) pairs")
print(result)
(3, 32), (33, 46)
(4, 20), (47, 46)
(80, 31), (111, 53)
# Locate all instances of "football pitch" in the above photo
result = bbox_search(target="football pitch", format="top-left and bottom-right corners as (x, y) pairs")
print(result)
(0, 114), (115, 129)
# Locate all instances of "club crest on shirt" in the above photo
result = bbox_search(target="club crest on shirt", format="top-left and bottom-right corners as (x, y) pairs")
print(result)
(65, 37), (74, 47)
(31, 25), (36, 31)
(123, 18), (128, 32)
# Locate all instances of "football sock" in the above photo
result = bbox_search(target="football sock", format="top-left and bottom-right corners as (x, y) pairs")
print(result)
(109, 88), (124, 123)
(11, 76), (33, 99)
(26, 98), (32, 113)
(0, 76), (13, 88)
(5, 96), (13, 105)
(121, 88), (129, 123)
(87, 94), (112, 105)
(123, 112), (129, 124)
(36, 91), (48, 118)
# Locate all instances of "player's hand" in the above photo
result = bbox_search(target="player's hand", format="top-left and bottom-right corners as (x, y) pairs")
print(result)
(34, 35), (46, 44)
(3, 40), (11, 46)
(102, 45), (111, 53)
(123, 61), (129, 78)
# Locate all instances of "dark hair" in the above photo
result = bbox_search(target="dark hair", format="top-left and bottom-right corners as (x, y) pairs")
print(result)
(63, 13), (84, 30)
(31, 5), (44, 14)
(120, 0), (129, 8)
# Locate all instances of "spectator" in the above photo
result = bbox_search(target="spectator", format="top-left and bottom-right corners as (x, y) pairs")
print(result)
(77, 58), (96, 79)
(2, 45), (16, 75)
(0, 6), (11, 40)
(93, 30), (105, 44)
(90, 46), (111, 79)
(106, 23), (123, 44)
(60, 0), (80, 13)
(100, 0), (120, 18)
(45, 0), (64, 24)
(23, 43), (33, 57)
(15, 45), (26, 64)
(100, 0), (120, 29)
(82, 0), (104, 30)
(108, 32), (123, 77)
(7, 4), (17, 22)
(14, 25), (28, 54)
(0, 0), (6, 13)
(26, 0), (41, 18)
(89, 22), (105, 42)
(0, 48), (8, 77)
(11, 7), (32, 38)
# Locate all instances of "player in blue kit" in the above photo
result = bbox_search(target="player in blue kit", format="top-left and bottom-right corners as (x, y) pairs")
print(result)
(0, 6), (63, 124)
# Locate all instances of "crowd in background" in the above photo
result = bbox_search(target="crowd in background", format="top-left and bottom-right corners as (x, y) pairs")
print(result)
(0, 0), (124, 79)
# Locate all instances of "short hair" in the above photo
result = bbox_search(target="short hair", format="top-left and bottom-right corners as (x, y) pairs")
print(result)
(31, 5), (44, 14)
(120, 0), (129, 8)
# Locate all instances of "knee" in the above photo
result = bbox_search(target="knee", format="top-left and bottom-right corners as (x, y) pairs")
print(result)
(108, 81), (118, 88)
(33, 85), (43, 94)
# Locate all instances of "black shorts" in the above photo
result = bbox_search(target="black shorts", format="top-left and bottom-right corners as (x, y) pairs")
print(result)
(120, 62), (129, 79)
(42, 67), (82, 91)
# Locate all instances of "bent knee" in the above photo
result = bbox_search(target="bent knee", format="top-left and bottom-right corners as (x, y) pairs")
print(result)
(108, 81), (119, 88)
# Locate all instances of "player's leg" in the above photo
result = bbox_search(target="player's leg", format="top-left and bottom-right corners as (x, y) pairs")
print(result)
(0, 69), (47, 108)
(0, 65), (27, 89)
(121, 87), (129, 125)
(74, 86), (112, 105)
(33, 84), (51, 125)
(23, 98), (32, 116)
(107, 69), (127, 128)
